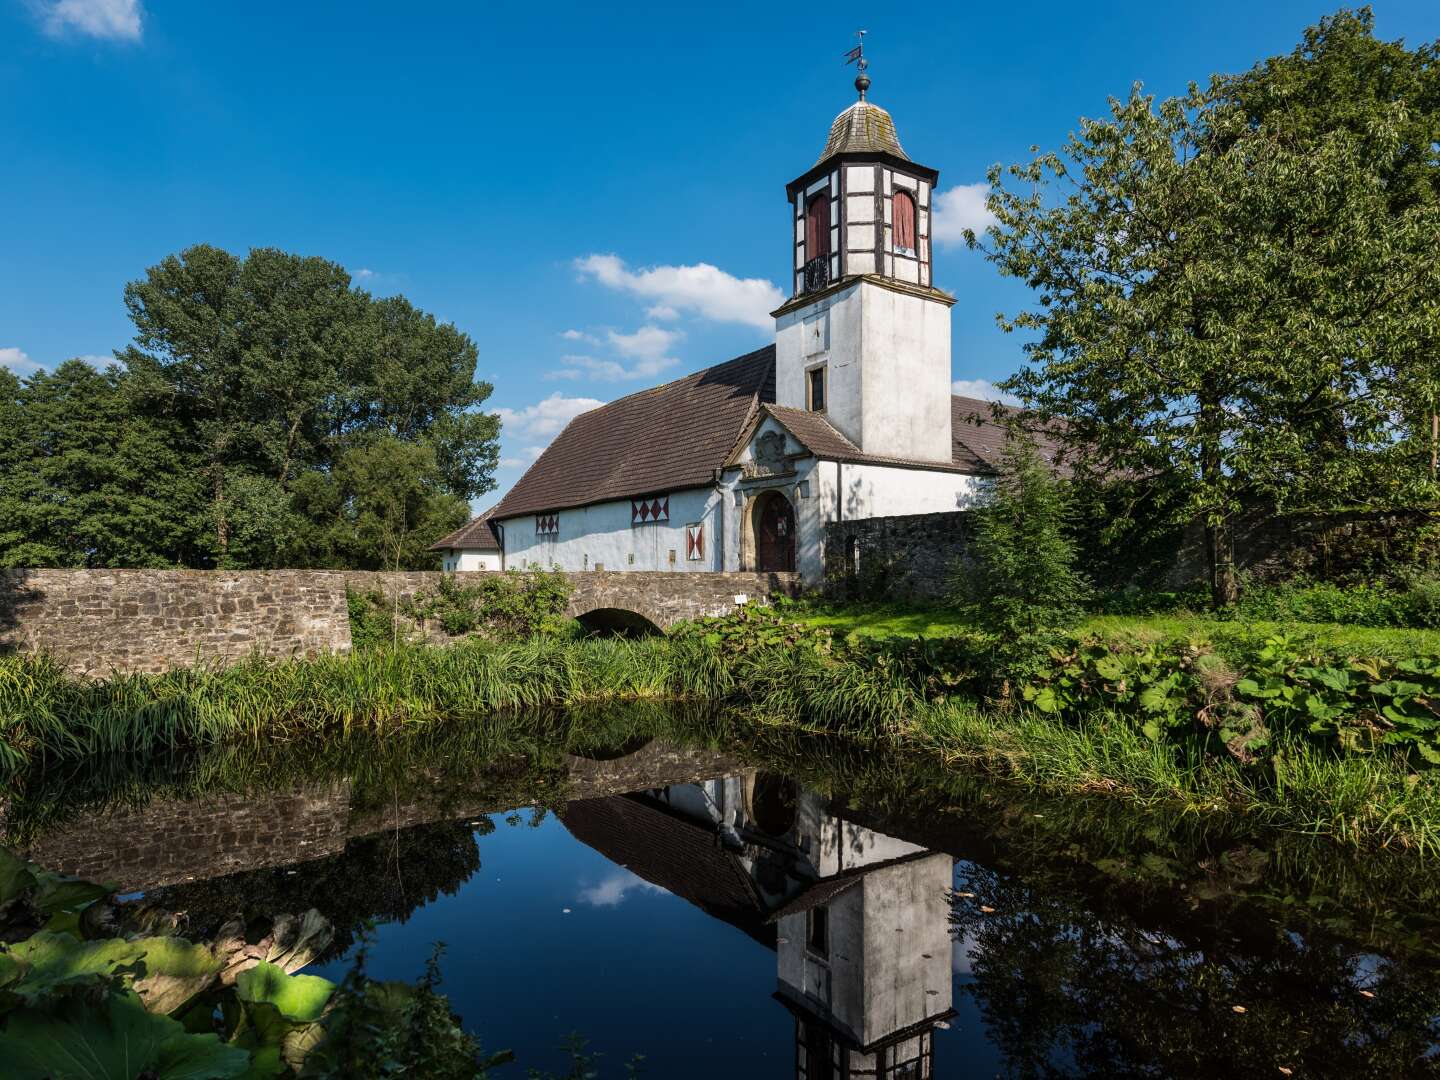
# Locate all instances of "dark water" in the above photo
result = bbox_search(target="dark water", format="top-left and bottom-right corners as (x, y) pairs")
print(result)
(7, 717), (1440, 1078)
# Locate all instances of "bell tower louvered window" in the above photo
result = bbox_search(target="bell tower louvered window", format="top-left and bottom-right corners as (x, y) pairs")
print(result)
(804, 192), (831, 292)
(893, 189), (916, 255)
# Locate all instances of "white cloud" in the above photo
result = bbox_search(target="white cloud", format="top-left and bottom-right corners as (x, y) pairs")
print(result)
(932, 183), (997, 248)
(1, 347), (43, 377)
(645, 304), (679, 321)
(352, 268), (375, 281)
(952, 378), (1019, 405)
(495, 393), (604, 441)
(607, 324), (681, 362)
(575, 254), (783, 330)
(560, 328), (599, 345)
(77, 353), (117, 369)
(36, 0), (143, 41)
(577, 869), (664, 908)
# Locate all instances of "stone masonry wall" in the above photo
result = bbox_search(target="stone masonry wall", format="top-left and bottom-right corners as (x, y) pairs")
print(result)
(824, 512), (972, 602)
(0, 570), (352, 677)
(0, 568), (800, 675)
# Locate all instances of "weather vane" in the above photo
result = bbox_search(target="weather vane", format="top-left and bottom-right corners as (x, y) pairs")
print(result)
(843, 30), (870, 101)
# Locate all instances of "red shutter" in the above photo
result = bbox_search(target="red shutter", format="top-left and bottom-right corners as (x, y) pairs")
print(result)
(894, 191), (915, 251)
(806, 193), (830, 262)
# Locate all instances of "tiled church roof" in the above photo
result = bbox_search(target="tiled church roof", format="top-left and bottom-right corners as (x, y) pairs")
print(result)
(466, 352), (1062, 535)
(492, 346), (776, 520)
(816, 101), (910, 166)
(429, 505), (500, 552)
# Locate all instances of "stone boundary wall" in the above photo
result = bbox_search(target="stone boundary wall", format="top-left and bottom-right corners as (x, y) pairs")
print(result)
(824, 512), (972, 602)
(0, 568), (801, 675)
(0, 570), (353, 677)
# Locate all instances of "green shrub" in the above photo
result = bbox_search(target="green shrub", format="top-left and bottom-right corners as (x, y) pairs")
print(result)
(409, 569), (575, 639)
(1232, 574), (1440, 629)
(347, 588), (401, 651)
(951, 435), (1091, 638)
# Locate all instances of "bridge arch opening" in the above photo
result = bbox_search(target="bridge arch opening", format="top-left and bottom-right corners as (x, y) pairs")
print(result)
(574, 607), (663, 639)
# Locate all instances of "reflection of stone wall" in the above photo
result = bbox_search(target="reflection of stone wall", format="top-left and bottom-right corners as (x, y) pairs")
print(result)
(21, 783), (354, 893)
(17, 744), (742, 894)
(0, 568), (801, 675)
(824, 512), (971, 601)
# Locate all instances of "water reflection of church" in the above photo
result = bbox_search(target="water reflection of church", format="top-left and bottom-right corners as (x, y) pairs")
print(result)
(561, 773), (955, 1078)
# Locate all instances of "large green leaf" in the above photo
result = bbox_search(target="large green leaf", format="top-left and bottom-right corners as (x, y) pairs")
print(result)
(0, 932), (145, 1013)
(0, 991), (250, 1079)
(0, 848), (38, 907)
(132, 935), (224, 1016)
(233, 961), (335, 1071)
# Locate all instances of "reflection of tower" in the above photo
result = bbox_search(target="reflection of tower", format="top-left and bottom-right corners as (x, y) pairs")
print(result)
(773, 849), (954, 1078)
(560, 770), (955, 1077)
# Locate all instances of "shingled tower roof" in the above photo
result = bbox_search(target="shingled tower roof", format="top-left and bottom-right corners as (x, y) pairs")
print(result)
(815, 100), (909, 166)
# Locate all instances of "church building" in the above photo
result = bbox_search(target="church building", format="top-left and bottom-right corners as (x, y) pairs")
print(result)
(440, 71), (1023, 585)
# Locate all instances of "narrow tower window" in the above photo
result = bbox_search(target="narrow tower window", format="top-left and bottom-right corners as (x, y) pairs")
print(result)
(893, 189), (917, 255)
(808, 365), (826, 412)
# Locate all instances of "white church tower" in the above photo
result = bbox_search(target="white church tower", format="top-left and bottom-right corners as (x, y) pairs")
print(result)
(772, 61), (956, 464)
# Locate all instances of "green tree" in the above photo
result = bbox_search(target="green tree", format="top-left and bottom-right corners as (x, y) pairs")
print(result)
(294, 438), (470, 571)
(115, 244), (499, 569)
(974, 54), (1440, 606)
(0, 361), (204, 568)
(955, 435), (1089, 638)
(1213, 7), (1440, 484)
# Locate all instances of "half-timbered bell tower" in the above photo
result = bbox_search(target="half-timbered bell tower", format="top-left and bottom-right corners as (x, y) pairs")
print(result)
(772, 64), (956, 465)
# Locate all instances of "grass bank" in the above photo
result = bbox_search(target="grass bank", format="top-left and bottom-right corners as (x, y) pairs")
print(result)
(794, 602), (1440, 658)
(4, 613), (1440, 854)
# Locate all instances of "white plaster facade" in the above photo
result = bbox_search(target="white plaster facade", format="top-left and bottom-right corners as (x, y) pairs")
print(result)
(439, 549), (500, 572)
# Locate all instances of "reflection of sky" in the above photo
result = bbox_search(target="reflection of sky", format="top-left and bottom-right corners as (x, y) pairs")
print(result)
(309, 812), (789, 1078)
(576, 868), (665, 907)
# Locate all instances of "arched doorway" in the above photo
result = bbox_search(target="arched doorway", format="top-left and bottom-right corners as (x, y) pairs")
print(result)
(751, 489), (796, 572)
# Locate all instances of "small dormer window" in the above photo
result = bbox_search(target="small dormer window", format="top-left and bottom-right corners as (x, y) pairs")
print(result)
(893, 189), (917, 256)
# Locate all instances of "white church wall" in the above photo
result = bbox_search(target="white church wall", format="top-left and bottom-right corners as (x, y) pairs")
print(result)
(818, 462), (986, 520)
(440, 550), (500, 572)
(496, 487), (723, 574)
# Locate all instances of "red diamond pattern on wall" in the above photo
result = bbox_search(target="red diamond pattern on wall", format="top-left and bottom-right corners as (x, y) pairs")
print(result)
(685, 523), (704, 561)
(535, 513), (559, 536)
(631, 496), (669, 524)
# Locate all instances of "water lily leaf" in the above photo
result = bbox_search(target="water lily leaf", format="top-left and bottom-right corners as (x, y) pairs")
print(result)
(0, 992), (249, 1080)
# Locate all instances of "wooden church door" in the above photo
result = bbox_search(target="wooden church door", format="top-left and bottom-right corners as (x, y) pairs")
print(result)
(754, 491), (796, 572)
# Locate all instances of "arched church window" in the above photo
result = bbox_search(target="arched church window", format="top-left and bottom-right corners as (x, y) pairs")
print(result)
(893, 189), (917, 255)
(805, 192), (831, 263)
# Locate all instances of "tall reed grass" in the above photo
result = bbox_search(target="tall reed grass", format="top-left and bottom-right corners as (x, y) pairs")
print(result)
(5, 634), (1440, 854)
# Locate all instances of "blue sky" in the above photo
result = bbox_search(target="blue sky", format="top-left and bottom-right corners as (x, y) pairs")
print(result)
(3, 1), (1436, 506)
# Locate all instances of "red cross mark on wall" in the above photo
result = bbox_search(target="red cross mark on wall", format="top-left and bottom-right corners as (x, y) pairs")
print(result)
(685, 523), (704, 561)
(631, 496), (669, 524)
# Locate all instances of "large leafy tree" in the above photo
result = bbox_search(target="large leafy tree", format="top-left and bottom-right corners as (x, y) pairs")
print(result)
(974, 16), (1440, 606)
(110, 244), (498, 569)
(0, 361), (205, 568)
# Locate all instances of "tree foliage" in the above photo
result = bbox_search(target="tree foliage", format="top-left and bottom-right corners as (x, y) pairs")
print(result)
(974, 10), (1440, 606)
(0, 245), (498, 570)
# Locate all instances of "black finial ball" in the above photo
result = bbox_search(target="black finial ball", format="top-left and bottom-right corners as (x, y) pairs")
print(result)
(855, 72), (871, 99)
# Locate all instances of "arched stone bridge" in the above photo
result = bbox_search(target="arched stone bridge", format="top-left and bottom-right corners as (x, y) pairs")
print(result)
(561, 570), (801, 634)
(1, 568), (803, 676)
